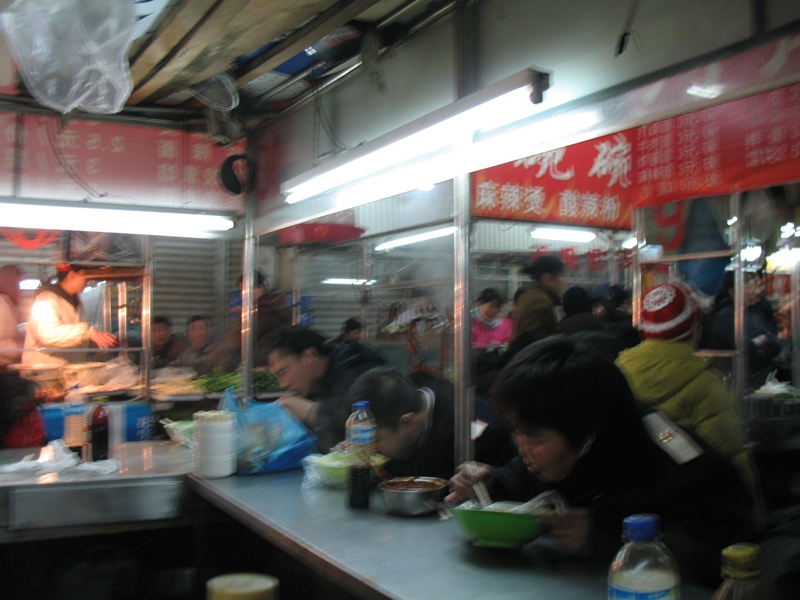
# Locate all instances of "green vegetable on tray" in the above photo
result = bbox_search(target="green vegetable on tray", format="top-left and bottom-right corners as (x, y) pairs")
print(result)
(194, 368), (282, 394)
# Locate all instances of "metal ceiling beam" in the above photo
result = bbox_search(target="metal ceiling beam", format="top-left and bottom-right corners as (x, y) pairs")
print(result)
(252, 0), (457, 132)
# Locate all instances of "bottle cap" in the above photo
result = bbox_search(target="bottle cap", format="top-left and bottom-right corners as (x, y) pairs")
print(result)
(720, 543), (761, 579)
(353, 400), (369, 411)
(621, 514), (660, 541)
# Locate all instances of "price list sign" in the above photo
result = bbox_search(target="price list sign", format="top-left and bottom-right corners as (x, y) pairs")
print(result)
(473, 81), (800, 220)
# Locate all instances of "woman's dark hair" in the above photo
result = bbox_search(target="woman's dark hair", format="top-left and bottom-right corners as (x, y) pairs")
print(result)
(604, 284), (629, 311)
(348, 367), (422, 430)
(477, 288), (503, 305)
(342, 318), (362, 333)
(562, 286), (592, 316)
(491, 336), (644, 450)
(521, 255), (564, 282)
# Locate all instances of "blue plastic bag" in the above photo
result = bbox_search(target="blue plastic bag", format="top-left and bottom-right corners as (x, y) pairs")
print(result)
(218, 387), (316, 474)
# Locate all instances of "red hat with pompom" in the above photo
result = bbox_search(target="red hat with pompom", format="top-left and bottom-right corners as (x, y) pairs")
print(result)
(639, 283), (699, 341)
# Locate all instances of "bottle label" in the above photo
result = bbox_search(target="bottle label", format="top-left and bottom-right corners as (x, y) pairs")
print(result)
(350, 425), (375, 446)
(608, 585), (680, 600)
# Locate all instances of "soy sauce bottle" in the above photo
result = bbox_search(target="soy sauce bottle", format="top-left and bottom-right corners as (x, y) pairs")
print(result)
(91, 399), (109, 461)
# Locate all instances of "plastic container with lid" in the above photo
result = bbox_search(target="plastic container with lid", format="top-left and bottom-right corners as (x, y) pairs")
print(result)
(710, 543), (764, 600)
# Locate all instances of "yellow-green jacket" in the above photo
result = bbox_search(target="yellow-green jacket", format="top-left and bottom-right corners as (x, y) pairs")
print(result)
(615, 339), (758, 498)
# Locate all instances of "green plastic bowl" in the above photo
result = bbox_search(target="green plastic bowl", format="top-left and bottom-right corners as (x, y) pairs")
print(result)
(451, 502), (545, 548)
(304, 453), (388, 488)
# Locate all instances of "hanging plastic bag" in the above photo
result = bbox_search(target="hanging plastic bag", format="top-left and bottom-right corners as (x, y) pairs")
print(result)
(0, 0), (135, 114)
(218, 387), (316, 474)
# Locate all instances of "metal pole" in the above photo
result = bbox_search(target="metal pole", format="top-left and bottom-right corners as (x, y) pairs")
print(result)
(792, 260), (800, 390)
(142, 236), (153, 399)
(731, 193), (747, 408)
(241, 157), (258, 400)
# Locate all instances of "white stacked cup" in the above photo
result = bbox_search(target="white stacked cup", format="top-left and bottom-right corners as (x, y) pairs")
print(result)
(194, 411), (237, 478)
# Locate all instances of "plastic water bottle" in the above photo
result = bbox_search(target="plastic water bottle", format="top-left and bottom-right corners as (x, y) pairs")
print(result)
(345, 400), (376, 509)
(710, 543), (764, 600)
(608, 514), (681, 600)
(90, 399), (109, 461)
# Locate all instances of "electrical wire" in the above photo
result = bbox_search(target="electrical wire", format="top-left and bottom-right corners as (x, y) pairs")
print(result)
(615, 0), (641, 56)
(46, 117), (104, 198)
(309, 73), (357, 155)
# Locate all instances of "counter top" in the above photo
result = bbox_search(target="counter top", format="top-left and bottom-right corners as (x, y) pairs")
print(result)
(0, 442), (194, 542)
(189, 471), (715, 600)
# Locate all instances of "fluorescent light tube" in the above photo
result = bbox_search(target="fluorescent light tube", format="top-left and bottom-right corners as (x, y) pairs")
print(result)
(686, 84), (723, 99)
(321, 278), (376, 285)
(375, 226), (457, 251)
(282, 69), (546, 204)
(0, 198), (236, 239)
(621, 237), (638, 249)
(19, 279), (40, 290)
(531, 227), (596, 243)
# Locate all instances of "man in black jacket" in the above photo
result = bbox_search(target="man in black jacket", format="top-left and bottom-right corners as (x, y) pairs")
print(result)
(345, 367), (515, 480)
(266, 325), (385, 453)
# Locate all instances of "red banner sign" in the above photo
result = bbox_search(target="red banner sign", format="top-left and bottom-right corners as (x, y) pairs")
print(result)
(1, 115), (246, 214)
(473, 81), (800, 225)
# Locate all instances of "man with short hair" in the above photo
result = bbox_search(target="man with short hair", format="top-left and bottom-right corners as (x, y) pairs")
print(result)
(347, 366), (514, 479)
(152, 316), (190, 369)
(171, 315), (236, 375)
(23, 263), (118, 365)
(512, 254), (565, 339)
(266, 325), (384, 453)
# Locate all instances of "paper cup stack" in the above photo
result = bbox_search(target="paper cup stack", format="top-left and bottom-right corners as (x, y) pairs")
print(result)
(194, 411), (237, 478)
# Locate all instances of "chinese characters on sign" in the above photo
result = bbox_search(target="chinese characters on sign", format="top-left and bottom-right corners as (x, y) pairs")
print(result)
(3, 115), (246, 214)
(472, 80), (800, 223)
(472, 137), (634, 229)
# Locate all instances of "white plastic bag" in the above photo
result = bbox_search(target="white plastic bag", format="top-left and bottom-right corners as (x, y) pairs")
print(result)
(0, 0), (135, 114)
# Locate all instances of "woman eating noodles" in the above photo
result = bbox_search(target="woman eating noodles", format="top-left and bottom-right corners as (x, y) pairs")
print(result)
(446, 336), (757, 587)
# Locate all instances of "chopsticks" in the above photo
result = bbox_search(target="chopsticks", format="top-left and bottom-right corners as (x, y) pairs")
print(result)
(466, 462), (492, 507)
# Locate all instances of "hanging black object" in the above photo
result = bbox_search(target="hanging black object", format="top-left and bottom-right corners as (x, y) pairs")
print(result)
(219, 154), (255, 195)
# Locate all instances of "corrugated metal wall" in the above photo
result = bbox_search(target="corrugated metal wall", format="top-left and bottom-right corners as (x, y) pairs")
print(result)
(151, 236), (242, 337)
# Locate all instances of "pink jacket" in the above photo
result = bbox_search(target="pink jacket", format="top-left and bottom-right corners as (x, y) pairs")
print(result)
(471, 316), (513, 348)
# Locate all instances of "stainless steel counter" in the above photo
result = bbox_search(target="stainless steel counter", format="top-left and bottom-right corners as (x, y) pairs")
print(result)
(0, 441), (194, 543)
(189, 471), (715, 600)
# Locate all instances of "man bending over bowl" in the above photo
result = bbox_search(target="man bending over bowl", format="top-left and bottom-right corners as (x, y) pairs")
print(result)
(445, 336), (757, 588)
(266, 325), (384, 453)
(347, 367), (514, 480)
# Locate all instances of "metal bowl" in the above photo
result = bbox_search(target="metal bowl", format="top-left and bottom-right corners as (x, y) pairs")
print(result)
(378, 476), (448, 516)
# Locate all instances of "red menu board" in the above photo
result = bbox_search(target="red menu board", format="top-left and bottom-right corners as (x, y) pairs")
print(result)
(5, 115), (246, 214)
(472, 133), (636, 229)
(473, 81), (800, 223)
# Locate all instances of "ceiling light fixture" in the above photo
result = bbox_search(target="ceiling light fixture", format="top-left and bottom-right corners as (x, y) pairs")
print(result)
(686, 84), (723, 99)
(19, 279), (40, 290)
(530, 227), (597, 243)
(375, 226), (457, 251)
(0, 197), (236, 239)
(282, 69), (550, 205)
(621, 237), (638, 249)
(321, 278), (377, 285)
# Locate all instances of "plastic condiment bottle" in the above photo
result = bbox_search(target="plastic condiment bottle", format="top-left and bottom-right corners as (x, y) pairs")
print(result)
(63, 385), (88, 453)
(345, 400), (376, 509)
(608, 514), (681, 600)
(710, 543), (764, 600)
(90, 399), (109, 461)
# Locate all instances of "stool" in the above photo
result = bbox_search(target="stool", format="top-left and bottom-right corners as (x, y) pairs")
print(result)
(206, 573), (279, 600)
